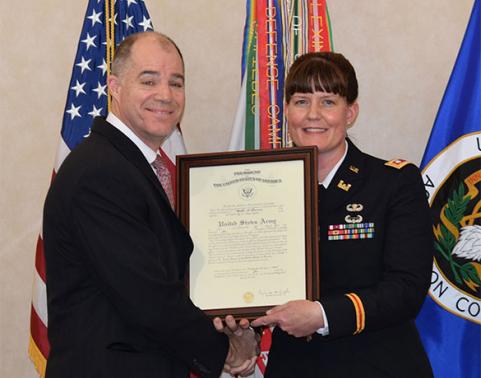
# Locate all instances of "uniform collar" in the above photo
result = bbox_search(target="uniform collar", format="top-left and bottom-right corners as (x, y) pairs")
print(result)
(321, 140), (348, 188)
(321, 138), (366, 210)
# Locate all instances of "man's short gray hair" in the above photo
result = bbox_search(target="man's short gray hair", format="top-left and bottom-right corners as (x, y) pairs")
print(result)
(111, 31), (184, 77)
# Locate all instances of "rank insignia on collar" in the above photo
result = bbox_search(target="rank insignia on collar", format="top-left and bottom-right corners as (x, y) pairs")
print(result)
(327, 222), (375, 240)
(337, 180), (351, 191)
(349, 165), (359, 173)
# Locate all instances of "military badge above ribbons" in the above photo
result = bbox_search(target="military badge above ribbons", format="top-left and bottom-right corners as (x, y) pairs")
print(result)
(416, 2), (481, 378)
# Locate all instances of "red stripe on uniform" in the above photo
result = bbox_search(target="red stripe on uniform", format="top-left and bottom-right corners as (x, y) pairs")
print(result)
(346, 294), (361, 333)
(350, 293), (365, 332)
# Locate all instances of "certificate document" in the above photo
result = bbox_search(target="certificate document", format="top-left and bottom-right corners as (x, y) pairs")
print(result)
(177, 147), (318, 318)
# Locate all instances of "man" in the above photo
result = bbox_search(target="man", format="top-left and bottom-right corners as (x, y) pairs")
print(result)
(44, 32), (257, 378)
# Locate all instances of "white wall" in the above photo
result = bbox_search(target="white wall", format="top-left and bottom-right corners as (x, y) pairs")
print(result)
(0, 1), (474, 376)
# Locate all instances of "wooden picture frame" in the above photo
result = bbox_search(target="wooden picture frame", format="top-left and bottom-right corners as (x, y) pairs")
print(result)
(177, 146), (319, 319)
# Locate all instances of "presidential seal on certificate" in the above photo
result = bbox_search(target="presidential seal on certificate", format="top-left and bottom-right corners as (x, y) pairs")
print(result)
(176, 147), (319, 319)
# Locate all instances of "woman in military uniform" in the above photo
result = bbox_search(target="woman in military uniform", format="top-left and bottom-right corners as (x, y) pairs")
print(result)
(252, 52), (434, 377)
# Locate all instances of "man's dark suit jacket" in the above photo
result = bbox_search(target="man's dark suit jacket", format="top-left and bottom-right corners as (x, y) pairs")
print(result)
(43, 117), (228, 378)
(265, 139), (434, 378)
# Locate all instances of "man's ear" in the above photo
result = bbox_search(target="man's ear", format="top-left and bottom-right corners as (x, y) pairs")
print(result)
(108, 75), (121, 101)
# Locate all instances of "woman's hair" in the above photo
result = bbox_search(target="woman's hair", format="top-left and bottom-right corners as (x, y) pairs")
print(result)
(285, 52), (358, 104)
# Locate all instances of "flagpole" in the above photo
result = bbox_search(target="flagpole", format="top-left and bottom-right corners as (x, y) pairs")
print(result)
(105, 0), (114, 112)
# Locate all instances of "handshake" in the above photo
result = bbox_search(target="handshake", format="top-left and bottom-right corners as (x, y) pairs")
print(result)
(213, 315), (261, 377)
(213, 300), (324, 376)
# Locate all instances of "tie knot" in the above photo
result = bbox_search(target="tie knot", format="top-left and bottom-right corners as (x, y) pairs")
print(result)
(152, 154), (167, 171)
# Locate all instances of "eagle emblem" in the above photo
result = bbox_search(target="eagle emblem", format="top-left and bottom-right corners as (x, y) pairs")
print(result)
(423, 134), (481, 323)
(239, 184), (256, 200)
(452, 225), (481, 262)
(431, 163), (481, 306)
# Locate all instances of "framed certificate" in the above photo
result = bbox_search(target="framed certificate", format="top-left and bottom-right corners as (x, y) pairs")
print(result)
(176, 146), (319, 319)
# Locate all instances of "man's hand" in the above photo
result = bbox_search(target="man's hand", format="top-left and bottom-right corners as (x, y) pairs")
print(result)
(251, 300), (324, 338)
(213, 315), (260, 377)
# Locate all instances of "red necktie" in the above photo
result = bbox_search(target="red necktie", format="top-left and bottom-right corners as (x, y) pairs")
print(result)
(152, 154), (174, 208)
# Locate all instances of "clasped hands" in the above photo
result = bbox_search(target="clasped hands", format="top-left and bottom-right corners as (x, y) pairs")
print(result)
(251, 299), (325, 338)
(214, 300), (324, 376)
(213, 315), (260, 377)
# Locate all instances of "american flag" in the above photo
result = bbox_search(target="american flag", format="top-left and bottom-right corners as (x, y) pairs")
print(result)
(28, 1), (186, 376)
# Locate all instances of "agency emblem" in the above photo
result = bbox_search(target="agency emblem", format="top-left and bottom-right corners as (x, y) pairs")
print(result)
(424, 132), (481, 323)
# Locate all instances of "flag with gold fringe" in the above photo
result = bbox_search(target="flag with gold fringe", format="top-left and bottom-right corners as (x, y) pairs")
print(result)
(28, 1), (186, 376)
(228, 1), (333, 376)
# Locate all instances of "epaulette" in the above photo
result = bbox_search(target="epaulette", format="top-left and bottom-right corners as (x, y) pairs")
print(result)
(384, 159), (412, 169)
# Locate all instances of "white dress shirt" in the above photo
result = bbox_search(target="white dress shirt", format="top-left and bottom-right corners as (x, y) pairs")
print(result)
(106, 113), (158, 168)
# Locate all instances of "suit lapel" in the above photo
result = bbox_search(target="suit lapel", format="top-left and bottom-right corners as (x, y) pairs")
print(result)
(90, 117), (172, 205)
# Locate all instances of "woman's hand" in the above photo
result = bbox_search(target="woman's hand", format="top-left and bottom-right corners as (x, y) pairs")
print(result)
(251, 300), (325, 338)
